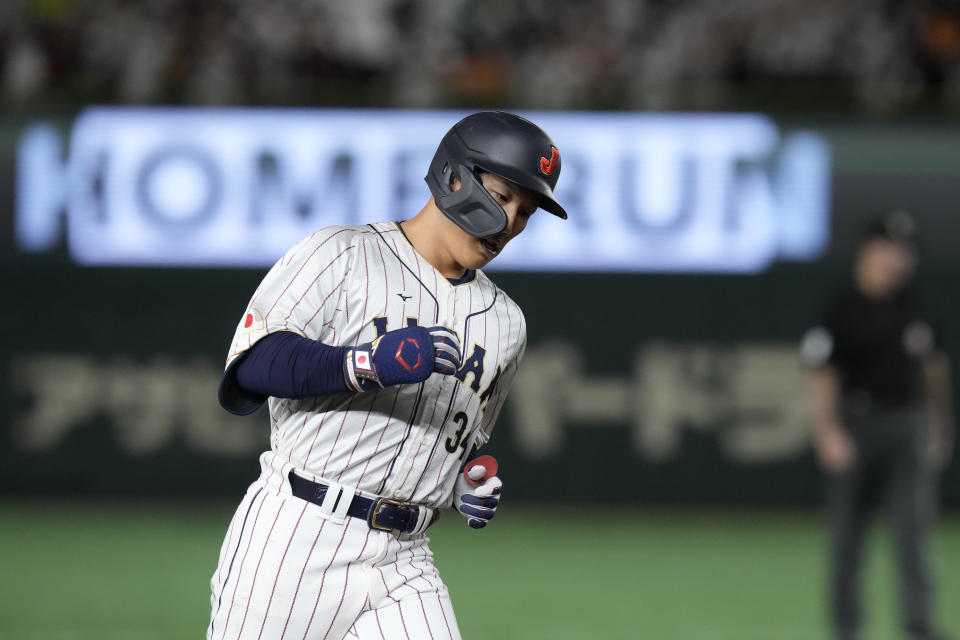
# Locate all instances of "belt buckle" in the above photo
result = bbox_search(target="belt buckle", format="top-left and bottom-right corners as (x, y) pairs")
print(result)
(368, 497), (406, 532)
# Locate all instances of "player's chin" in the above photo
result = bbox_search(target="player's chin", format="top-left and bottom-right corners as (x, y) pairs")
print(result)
(476, 237), (502, 264)
(455, 245), (492, 271)
(462, 255), (491, 271)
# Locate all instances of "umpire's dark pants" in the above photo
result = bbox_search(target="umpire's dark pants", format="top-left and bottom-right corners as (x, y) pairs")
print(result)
(827, 404), (938, 640)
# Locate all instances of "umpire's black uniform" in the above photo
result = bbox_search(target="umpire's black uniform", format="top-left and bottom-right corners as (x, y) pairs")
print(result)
(803, 212), (951, 640)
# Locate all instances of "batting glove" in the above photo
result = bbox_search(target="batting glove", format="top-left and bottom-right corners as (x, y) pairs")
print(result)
(453, 463), (502, 529)
(344, 326), (461, 392)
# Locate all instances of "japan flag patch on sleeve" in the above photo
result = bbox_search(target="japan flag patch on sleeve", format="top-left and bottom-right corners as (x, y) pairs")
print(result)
(239, 307), (265, 335)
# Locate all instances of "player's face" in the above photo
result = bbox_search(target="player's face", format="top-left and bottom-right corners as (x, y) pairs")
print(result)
(449, 172), (539, 270)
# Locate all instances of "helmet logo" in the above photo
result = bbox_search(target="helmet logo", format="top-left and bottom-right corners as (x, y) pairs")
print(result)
(539, 146), (559, 176)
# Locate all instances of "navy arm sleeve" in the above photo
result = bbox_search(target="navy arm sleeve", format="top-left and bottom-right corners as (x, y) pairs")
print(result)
(218, 331), (350, 416)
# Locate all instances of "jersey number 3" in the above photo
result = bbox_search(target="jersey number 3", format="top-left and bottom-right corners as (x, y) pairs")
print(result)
(444, 411), (470, 459)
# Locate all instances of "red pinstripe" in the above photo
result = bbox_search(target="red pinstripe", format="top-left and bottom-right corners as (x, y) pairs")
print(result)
(265, 229), (351, 318)
(435, 592), (455, 640)
(314, 238), (372, 476)
(386, 234), (407, 293)
(375, 565), (404, 609)
(390, 545), (421, 600)
(256, 501), (309, 640)
(403, 379), (461, 496)
(415, 593), (437, 640)
(335, 405), (376, 483)
(320, 527), (373, 640)
(289, 413), (312, 466)
(395, 427), (430, 493)
(482, 292), (504, 432)
(282, 246), (354, 327)
(374, 609), (388, 640)
(406, 285), (465, 492)
(408, 542), (439, 591)
(412, 243), (425, 324)
(355, 390), (403, 488)
(215, 491), (271, 640)
(355, 237), (372, 341)
(300, 521), (353, 640)
(234, 502), (284, 638)
(423, 284), (463, 495)
(408, 546), (455, 640)
(283, 230), (321, 267)
(279, 519), (329, 640)
(389, 592), (411, 638)
(394, 545), (440, 640)
(433, 285), (477, 493)
(373, 572), (410, 640)
(341, 264), (350, 328)
(419, 390), (452, 460)
(424, 286), (491, 493)
(371, 431), (414, 496)
(320, 563), (353, 639)
(332, 240), (395, 482)
(369, 234), (431, 495)
(392, 253), (461, 497)
(478, 294), (520, 437)
(312, 397), (354, 478)
(427, 389), (462, 492)
(479, 296), (506, 437)
(303, 274), (349, 331)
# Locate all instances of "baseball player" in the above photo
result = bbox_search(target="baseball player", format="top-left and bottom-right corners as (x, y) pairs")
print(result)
(207, 111), (567, 640)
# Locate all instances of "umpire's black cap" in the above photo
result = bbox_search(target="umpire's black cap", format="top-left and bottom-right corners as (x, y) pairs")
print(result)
(858, 210), (918, 250)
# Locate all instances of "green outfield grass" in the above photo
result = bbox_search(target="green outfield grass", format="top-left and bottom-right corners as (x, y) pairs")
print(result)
(1, 501), (957, 640)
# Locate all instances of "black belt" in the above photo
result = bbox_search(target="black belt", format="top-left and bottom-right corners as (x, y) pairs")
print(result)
(288, 471), (437, 534)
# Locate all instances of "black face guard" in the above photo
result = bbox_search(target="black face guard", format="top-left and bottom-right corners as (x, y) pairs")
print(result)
(431, 164), (509, 239)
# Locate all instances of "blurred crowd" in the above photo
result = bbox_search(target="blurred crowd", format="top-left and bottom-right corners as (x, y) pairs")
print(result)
(3, 0), (960, 112)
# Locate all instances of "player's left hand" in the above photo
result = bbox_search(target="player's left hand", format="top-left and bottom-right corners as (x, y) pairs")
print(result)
(453, 459), (502, 529)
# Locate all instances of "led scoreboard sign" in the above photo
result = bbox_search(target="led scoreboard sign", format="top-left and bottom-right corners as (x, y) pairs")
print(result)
(16, 108), (830, 272)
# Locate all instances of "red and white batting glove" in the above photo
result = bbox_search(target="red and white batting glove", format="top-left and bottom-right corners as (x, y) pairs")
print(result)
(453, 455), (501, 529)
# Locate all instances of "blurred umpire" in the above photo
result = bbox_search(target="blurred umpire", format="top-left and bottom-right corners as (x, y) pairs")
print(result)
(802, 210), (954, 640)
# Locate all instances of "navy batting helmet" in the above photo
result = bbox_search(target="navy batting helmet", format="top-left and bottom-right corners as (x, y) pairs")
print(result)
(424, 111), (567, 238)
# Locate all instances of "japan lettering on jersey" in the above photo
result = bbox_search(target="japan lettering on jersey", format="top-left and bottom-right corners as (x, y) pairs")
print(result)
(224, 222), (526, 508)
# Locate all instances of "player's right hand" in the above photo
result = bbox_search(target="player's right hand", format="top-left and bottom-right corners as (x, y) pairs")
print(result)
(343, 326), (461, 392)
(454, 464), (502, 529)
(426, 326), (461, 375)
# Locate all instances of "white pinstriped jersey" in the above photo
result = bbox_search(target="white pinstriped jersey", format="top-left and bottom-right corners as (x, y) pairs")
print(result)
(225, 221), (526, 508)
